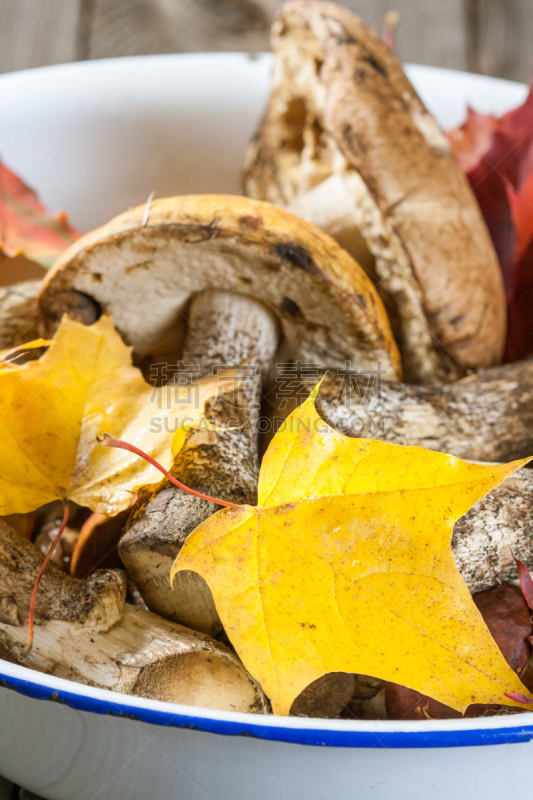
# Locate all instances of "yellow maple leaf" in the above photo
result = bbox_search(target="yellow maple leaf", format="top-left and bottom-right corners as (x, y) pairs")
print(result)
(0, 315), (228, 516)
(171, 385), (533, 715)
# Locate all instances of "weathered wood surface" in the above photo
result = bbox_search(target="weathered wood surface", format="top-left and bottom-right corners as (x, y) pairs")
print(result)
(0, 776), (15, 800)
(0, 0), (530, 81)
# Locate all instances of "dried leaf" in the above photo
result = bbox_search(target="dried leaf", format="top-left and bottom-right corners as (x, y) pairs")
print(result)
(448, 86), (533, 360)
(386, 583), (533, 719)
(171, 387), (533, 715)
(0, 339), (51, 368)
(0, 315), (228, 516)
(0, 161), (81, 268)
(511, 551), (533, 611)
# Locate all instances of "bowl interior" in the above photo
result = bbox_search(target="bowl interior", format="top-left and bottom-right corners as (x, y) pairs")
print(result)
(0, 53), (531, 746)
(0, 54), (527, 231)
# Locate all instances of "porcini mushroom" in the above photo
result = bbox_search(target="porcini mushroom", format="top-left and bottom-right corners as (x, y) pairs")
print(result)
(120, 288), (280, 637)
(38, 195), (401, 376)
(38, 194), (398, 718)
(37, 195), (400, 629)
(0, 520), (268, 713)
(243, 0), (506, 384)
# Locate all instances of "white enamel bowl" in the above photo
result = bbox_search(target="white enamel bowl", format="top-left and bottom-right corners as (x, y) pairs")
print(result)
(0, 54), (530, 800)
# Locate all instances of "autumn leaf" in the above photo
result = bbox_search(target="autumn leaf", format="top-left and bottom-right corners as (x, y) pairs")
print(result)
(386, 583), (533, 720)
(171, 386), (533, 715)
(0, 339), (51, 368)
(0, 161), (81, 268)
(0, 315), (229, 517)
(447, 86), (533, 361)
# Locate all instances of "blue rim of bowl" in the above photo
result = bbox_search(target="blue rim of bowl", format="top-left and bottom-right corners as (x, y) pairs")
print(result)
(2, 661), (533, 748)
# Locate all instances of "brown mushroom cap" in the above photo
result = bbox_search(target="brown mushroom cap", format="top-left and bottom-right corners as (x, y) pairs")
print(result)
(39, 195), (401, 379)
(243, 0), (506, 383)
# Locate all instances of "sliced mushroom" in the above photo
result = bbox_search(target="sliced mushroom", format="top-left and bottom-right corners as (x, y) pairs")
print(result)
(243, 0), (506, 384)
(0, 280), (42, 350)
(0, 520), (267, 713)
(38, 195), (401, 377)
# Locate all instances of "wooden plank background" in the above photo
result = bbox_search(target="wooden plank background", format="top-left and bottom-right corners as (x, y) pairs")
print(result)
(0, 0), (531, 81)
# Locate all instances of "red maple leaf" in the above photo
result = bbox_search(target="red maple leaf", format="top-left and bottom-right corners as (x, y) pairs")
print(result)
(448, 85), (533, 361)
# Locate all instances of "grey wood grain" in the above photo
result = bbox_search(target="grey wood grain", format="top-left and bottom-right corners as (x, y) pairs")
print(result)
(464, 0), (530, 81)
(82, 0), (469, 68)
(0, 0), (81, 74)
(350, 0), (468, 71)
(85, 0), (279, 57)
(0, 0), (530, 80)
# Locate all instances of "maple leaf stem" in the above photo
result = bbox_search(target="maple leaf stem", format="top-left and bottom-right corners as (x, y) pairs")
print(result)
(96, 434), (238, 508)
(20, 502), (70, 662)
(504, 691), (533, 704)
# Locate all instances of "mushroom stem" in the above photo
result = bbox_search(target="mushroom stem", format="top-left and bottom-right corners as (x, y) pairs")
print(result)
(453, 467), (533, 594)
(278, 361), (533, 463)
(0, 520), (267, 713)
(0, 519), (126, 635)
(269, 367), (533, 593)
(119, 290), (280, 637)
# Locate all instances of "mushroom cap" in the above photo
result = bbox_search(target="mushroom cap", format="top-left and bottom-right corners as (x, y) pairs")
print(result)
(243, 0), (506, 383)
(39, 195), (401, 378)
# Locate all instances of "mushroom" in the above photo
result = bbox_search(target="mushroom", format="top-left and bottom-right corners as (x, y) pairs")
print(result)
(37, 194), (400, 623)
(268, 366), (533, 591)
(452, 467), (533, 594)
(4, 512), (34, 539)
(34, 520), (79, 573)
(36, 195), (398, 718)
(278, 359), (533, 463)
(0, 280), (42, 350)
(0, 520), (268, 714)
(120, 288), (280, 637)
(38, 195), (401, 377)
(243, 0), (506, 384)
